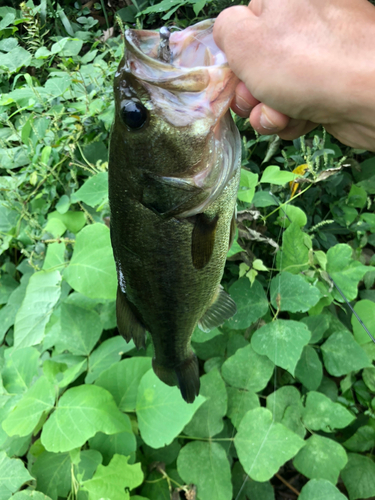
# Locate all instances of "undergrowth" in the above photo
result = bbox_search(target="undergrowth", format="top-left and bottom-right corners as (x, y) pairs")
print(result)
(0, 2), (375, 500)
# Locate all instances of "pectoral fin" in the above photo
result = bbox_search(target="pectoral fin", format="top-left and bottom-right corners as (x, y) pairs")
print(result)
(228, 211), (236, 250)
(191, 213), (218, 270)
(142, 173), (203, 217)
(116, 287), (147, 350)
(198, 285), (237, 332)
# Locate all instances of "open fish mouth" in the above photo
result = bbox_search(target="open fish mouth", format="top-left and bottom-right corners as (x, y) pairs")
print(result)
(116, 20), (241, 218)
(122, 19), (239, 125)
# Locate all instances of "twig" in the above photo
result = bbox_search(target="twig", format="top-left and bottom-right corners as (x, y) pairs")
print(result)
(275, 473), (300, 496)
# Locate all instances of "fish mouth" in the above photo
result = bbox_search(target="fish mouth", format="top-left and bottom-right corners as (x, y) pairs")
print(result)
(120, 20), (241, 218)
(122, 20), (239, 121)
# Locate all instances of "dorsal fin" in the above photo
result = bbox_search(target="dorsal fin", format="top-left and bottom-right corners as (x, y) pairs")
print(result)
(198, 285), (237, 332)
(191, 213), (218, 270)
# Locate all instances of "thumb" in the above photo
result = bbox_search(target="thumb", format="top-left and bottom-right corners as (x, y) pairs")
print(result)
(213, 6), (259, 82)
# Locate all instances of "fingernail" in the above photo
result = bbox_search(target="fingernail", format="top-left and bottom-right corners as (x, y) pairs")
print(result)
(259, 106), (279, 131)
(236, 95), (252, 113)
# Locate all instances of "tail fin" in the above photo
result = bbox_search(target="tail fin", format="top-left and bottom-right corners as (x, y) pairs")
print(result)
(152, 354), (200, 404)
(175, 354), (200, 404)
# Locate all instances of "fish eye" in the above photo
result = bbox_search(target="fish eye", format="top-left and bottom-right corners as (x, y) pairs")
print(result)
(120, 101), (148, 129)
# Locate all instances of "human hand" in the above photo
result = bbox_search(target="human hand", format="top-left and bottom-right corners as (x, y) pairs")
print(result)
(213, 0), (375, 151)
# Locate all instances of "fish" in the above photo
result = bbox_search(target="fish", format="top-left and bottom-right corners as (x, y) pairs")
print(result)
(108, 19), (241, 403)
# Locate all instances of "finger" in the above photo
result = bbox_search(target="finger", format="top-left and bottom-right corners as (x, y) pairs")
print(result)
(277, 119), (318, 140)
(231, 81), (260, 117)
(250, 104), (318, 139)
(250, 104), (290, 134)
(213, 7), (257, 64)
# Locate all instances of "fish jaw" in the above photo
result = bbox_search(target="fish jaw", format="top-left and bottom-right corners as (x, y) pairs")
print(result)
(111, 20), (241, 218)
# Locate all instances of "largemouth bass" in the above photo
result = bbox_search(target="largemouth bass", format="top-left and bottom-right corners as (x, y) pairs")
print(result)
(109, 20), (241, 403)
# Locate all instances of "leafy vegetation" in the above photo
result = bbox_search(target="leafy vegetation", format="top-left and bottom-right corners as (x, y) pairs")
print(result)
(0, 2), (375, 500)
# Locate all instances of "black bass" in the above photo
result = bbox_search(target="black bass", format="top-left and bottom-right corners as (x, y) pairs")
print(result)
(109, 20), (241, 403)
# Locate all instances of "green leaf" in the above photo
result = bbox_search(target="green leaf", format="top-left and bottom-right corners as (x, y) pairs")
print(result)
(293, 435), (347, 483)
(136, 370), (204, 448)
(14, 270), (61, 348)
(266, 385), (305, 437)
(321, 330), (371, 376)
(326, 244), (368, 302)
(301, 314), (330, 344)
(276, 222), (311, 274)
(95, 357), (151, 412)
(226, 387), (259, 429)
(295, 346), (323, 390)
(277, 204), (307, 228)
(71, 172), (108, 208)
(63, 223), (117, 300)
(47, 210), (86, 234)
(0, 451), (34, 500)
(252, 320), (311, 375)
(43, 242), (65, 271)
(183, 369), (227, 438)
(141, 0), (183, 15)
(51, 38), (83, 56)
(41, 385), (129, 452)
(237, 170), (258, 203)
(270, 272), (321, 312)
(31, 451), (71, 500)
(75, 449), (102, 482)
(86, 336), (132, 384)
(221, 343), (274, 392)
(299, 479), (348, 500)
(89, 424), (136, 466)
(260, 165), (298, 185)
(44, 217), (66, 238)
(343, 422), (375, 452)
(0, 274), (29, 343)
(177, 441), (232, 500)
(252, 190), (278, 208)
(225, 278), (268, 329)
(2, 376), (55, 437)
(44, 75), (71, 97)
(192, 325), (222, 343)
(234, 407), (305, 481)
(81, 454), (143, 500)
(0, 273), (18, 305)
(2, 347), (40, 394)
(55, 303), (103, 356)
(11, 491), (54, 499)
(35, 46), (52, 59)
(56, 195), (70, 214)
(0, 46), (31, 73)
(232, 461), (275, 500)
(302, 391), (355, 432)
(351, 299), (375, 344)
(347, 184), (367, 209)
(43, 354), (87, 389)
(341, 453), (375, 500)
(141, 470), (169, 500)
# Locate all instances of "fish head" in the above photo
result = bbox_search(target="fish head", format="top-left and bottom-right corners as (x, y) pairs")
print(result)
(110, 20), (241, 217)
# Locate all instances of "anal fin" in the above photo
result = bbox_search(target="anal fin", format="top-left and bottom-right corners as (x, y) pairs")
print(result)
(198, 285), (237, 332)
(116, 286), (147, 350)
